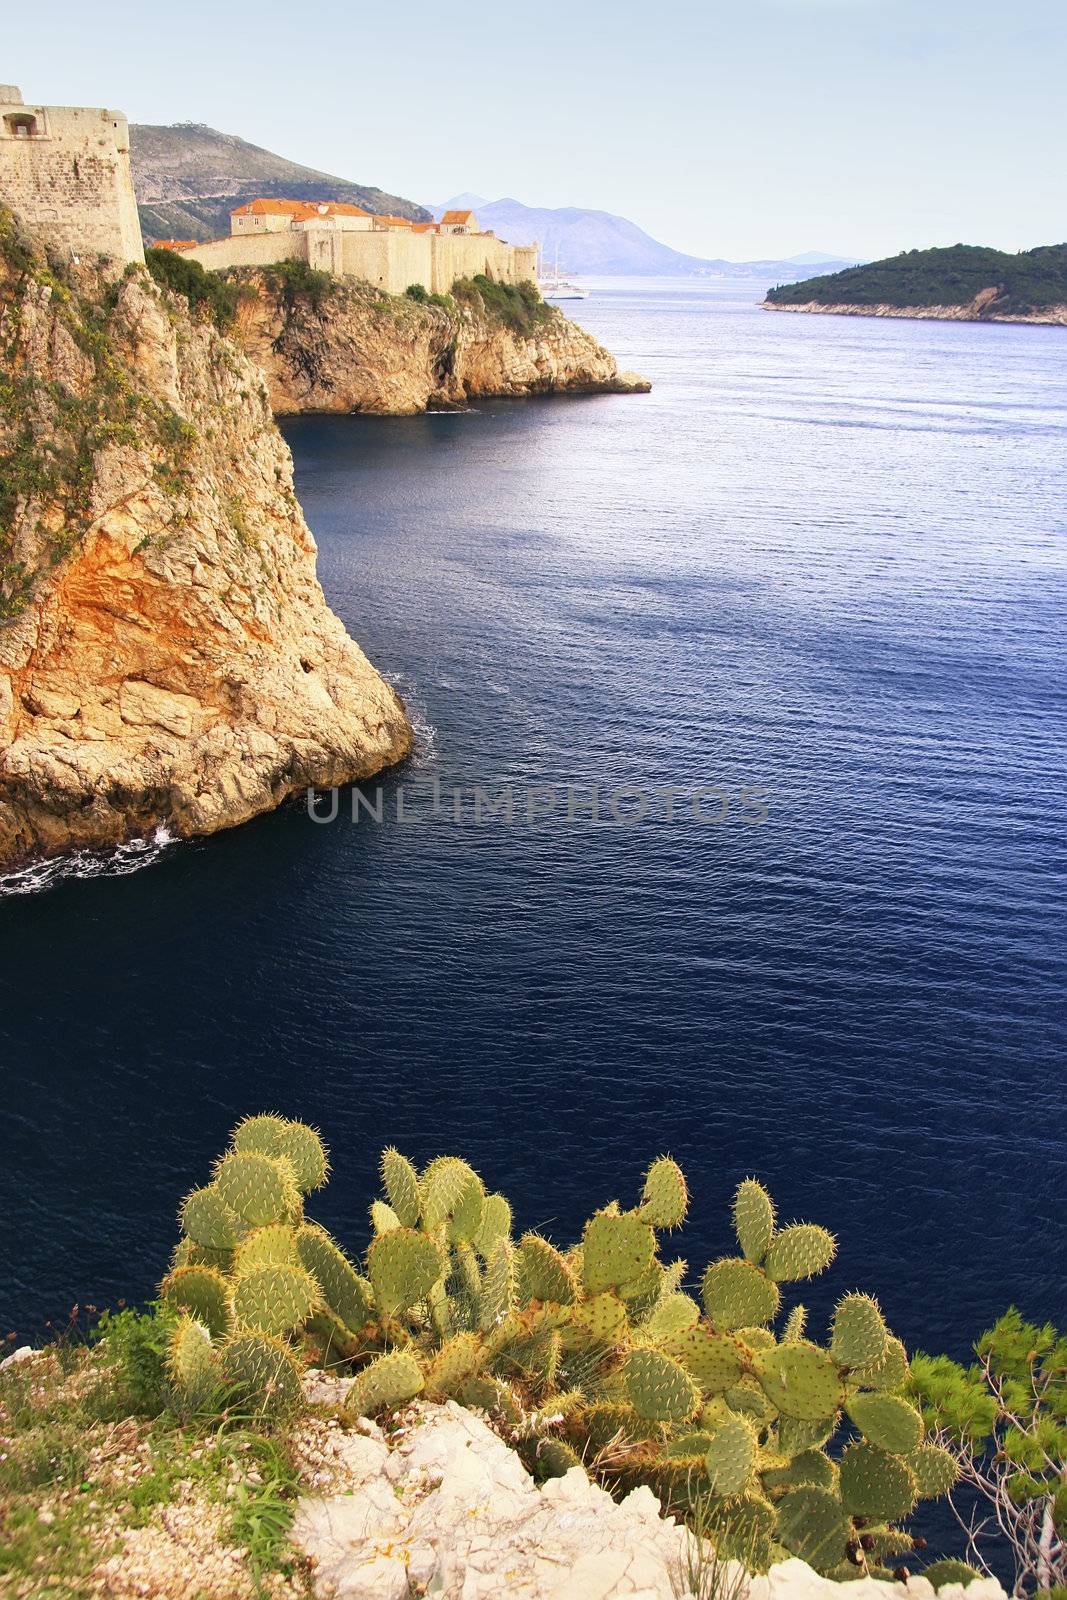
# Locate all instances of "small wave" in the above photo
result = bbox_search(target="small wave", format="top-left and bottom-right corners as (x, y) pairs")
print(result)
(0, 823), (177, 899)
(390, 675), (439, 771)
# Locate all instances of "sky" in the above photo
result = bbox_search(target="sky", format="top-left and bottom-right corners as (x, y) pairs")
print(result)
(5, 0), (1066, 261)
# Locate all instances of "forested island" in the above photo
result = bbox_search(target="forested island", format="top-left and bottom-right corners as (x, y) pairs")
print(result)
(764, 243), (1067, 324)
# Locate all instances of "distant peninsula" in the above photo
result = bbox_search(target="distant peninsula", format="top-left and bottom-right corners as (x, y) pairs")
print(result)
(763, 243), (1067, 325)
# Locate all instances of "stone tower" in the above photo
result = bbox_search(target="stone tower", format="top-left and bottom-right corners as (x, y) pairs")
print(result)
(0, 86), (144, 267)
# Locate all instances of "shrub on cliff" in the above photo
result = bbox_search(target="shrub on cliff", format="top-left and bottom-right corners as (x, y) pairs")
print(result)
(158, 1113), (969, 1581)
(145, 246), (241, 328)
(452, 274), (554, 334)
(260, 258), (335, 313)
(910, 1310), (1066, 1595)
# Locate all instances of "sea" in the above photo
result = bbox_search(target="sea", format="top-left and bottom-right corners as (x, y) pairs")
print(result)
(2, 279), (1065, 1393)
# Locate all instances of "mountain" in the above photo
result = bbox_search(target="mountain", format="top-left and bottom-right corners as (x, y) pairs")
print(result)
(765, 243), (1067, 320)
(130, 123), (429, 242)
(786, 251), (854, 266)
(431, 196), (859, 280)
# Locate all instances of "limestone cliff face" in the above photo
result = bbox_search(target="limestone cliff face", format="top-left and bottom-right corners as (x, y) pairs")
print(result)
(229, 272), (650, 415)
(0, 227), (411, 868)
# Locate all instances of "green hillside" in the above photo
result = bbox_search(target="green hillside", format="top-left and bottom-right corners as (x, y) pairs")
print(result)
(766, 243), (1067, 316)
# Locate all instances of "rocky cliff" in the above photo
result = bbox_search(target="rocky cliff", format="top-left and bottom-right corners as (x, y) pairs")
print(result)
(226, 268), (650, 415)
(0, 211), (411, 868)
(763, 292), (1067, 325)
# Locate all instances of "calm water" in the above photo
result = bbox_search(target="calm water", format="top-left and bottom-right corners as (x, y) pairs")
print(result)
(1, 280), (1065, 1368)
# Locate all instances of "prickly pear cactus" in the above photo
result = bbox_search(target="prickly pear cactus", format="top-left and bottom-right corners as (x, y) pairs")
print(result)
(165, 1123), (954, 1576)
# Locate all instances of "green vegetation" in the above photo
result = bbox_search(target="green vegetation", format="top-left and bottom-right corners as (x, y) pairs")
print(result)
(452, 274), (555, 333)
(0, 210), (198, 623)
(259, 258), (335, 313)
(766, 243), (1067, 316)
(910, 1310), (1066, 1595)
(405, 282), (455, 310)
(144, 246), (242, 329)
(0, 1306), (307, 1596)
(158, 1115), (962, 1581)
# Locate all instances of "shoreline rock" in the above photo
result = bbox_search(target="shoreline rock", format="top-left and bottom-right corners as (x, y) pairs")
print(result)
(0, 252), (412, 869)
(762, 293), (1067, 326)
(229, 272), (651, 416)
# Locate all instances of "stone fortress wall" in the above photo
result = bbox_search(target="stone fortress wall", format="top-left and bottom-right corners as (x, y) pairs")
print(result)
(0, 86), (143, 267)
(185, 228), (538, 296)
(183, 213), (539, 297)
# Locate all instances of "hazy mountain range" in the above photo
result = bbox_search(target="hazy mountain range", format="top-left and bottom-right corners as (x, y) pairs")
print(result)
(126, 123), (855, 280)
(431, 195), (856, 280)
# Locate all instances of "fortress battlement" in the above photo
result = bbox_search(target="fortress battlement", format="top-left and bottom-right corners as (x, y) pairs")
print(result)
(0, 86), (144, 268)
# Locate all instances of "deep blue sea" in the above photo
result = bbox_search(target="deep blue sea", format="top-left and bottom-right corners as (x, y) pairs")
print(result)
(2, 280), (1065, 1379)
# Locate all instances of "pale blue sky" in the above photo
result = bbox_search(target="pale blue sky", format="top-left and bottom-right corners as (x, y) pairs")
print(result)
(6, 0), (1065, 260)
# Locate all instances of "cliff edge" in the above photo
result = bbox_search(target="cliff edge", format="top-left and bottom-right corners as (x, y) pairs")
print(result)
(0, 211), (412, 868)
(225, 266), (650, 415)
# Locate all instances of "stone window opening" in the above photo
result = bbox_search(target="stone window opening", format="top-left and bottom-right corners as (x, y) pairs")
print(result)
(73, 157), (80, 179)
(4, 111), (40, 138)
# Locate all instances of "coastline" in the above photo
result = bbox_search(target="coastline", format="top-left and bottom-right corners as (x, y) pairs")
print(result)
(761, 297), (1067, 327)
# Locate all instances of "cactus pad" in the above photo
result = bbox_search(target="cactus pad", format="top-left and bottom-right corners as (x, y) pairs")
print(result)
(776, 1485), (850, 1571)
(232, 1262), (319, 1337)
(703, 1415), (757, 1494)
(221, 1333), (302, 1418)
(831, 1293), (889, 1371)
(537, 1438), (584, 1479)
(762, 1446), (837, 1491)
(233, 1225), (298, 1275)
(233, 1116), (329, 1194)
(852, 1334), (909, 1392)
(519, 1235), (579, 1305)
(478, 1239), (516, 1330)
(642, 1292), (701, 1342)
(561, 1291), (628, 1348)
(380, 1148), (421, 1227)
(624, 1348), (700, 1423)
(295, 1225), (374, 1331)
(908, 1443), (959, 1498)
(368, 1227), (445, 1314)
(424, 1332), (485, 1398)
(213, 1151), (299, 1227)
(701, 1258), (780, 1330)
(371, 1200), (400, 1234)
(922, 1560), (982, 1590)
(474, 1193), (512, 1257)
(347, 1348), (425, 1414)
(638, 1157), (688, 1230)
(161, 1264), (233, 1339)
(181, 1184), (242, 1251)
(754, 1341), (844, 1421)
(782, 1305), (808, 1344)
(167, 1314), (219, 1409)
(457, 1373), (523, 1423)
(839, 1440), (918, 1519)
(420, 1157), (483, 1236)
(846, 1392), (923, 1454)
(764, 1224), (837, 1282)
(582, 1212), (656, 1295)
(733, 1178), (776, 1263)
(663, 1325), (747, 1394)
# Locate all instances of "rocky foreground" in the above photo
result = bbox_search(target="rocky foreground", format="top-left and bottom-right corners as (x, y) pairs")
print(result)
(229, 269), (650, 415)
(294, 1388), (1004, 1600)
(0, 221), (411, 868)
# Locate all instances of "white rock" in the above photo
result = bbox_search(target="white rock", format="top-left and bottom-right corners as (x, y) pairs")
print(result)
(0, 1345), (35, 1370)
(293, 1402), (1008, 1600)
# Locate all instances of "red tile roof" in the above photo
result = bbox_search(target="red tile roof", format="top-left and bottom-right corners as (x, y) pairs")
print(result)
(230, 198), (371, 220)
(152, 239), (197, 250)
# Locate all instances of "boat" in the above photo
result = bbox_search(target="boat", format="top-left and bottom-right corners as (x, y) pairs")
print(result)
(538, 246), (589, 301)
